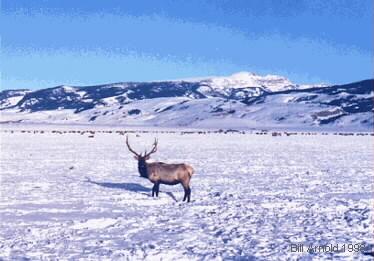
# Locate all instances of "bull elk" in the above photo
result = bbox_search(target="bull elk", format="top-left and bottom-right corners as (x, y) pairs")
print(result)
(126, 136), (194, 202)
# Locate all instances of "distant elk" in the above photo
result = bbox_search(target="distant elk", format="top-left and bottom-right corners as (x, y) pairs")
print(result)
(126, 136), (194, 202)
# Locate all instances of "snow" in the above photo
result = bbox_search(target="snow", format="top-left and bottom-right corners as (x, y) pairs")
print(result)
(101, 96), (120, 106)
(175, 72), (328, 92)
(170, 72), (328, 92)
(0, 96), (24, 108)
(71, 218), (118, 230)
(0, 126), (373, 260)
(299, 83), (330, 89)
(201, 72), (297, 92)
(76, 90), (87, 98)
(0, 90), (31, 109)
(60, 85), (76, 92)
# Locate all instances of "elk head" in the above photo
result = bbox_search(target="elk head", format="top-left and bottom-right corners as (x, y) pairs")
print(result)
(126, 135), (158, 178)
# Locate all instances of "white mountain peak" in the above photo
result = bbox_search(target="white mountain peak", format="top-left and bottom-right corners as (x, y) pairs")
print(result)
(199, 71), (296, 92)
(230, 71), (258, 78)
(162, 71), (328, 92)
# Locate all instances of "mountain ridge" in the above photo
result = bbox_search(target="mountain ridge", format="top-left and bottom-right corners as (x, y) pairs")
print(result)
(1, 73), (372, 131)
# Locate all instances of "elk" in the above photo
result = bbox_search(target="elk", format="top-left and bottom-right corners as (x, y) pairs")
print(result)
(126, 136), (194, 202)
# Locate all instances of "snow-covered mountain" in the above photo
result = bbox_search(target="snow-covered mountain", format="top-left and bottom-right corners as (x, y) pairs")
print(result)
(188, 72), (328, 92)
(0, 89), (31, 110)
(0, 73), (372, 131)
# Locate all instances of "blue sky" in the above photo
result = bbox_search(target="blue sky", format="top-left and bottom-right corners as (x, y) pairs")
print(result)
(2, 0), (373, 90)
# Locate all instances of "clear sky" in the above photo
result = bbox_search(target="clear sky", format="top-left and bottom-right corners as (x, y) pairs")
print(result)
(2, 0), (373, 90)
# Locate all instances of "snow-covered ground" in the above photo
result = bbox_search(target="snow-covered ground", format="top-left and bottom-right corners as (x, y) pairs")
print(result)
(0, 125), (373, 260)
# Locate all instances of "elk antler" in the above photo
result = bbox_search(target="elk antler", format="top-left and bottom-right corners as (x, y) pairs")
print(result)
(144, 138), (158, 157)
(126, 135), (140, 157)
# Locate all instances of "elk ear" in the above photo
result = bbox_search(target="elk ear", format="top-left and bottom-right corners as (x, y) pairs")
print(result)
(133, 155), (139, 160)
(145, 155), (150, 160)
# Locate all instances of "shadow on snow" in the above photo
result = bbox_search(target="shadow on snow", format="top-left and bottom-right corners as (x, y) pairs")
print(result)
(85, 177), (178, 202)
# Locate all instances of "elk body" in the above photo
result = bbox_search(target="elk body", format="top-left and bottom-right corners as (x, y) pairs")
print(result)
(126, 136), (194, 202)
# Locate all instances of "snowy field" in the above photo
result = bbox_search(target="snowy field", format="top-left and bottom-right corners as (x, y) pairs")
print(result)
(0, 125), (373, 260)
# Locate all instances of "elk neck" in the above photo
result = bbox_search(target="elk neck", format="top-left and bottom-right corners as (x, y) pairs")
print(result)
(137, 159), (149, 178)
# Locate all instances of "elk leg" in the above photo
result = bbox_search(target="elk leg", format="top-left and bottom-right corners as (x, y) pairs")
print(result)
(155, 183), (160, 197)
(187, 187), (191, 203)
(182, 186), (188, 202)
(152, 184), (157, 197)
